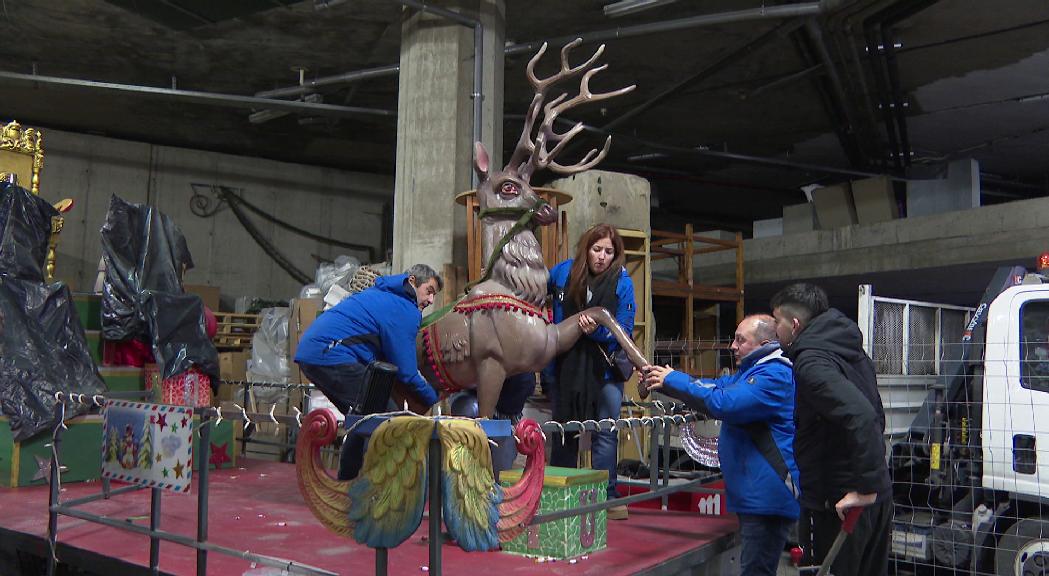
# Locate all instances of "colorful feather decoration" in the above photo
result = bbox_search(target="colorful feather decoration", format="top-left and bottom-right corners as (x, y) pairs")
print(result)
(348, 416), (434, 549)
(296, 411), (546, 552)
(294, 409), (352, 537)
(439, 419), (502, 551)
(496, 418), (546, 542)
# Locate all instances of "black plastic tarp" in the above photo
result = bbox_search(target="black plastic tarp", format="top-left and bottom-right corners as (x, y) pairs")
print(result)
(0, 182), (106, 441)
(100, 195), (217, 381)
(0, 180), (57, 283)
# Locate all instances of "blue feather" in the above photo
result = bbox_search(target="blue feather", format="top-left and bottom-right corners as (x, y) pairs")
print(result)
(348, 467), (429, 549)
(442, 471), (502, 551)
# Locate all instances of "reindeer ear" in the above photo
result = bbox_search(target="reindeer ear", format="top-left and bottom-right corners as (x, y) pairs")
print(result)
(473, 142), (490, 181)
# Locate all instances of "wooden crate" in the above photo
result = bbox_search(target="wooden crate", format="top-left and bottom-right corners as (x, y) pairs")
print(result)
(213, 312), (260, 350)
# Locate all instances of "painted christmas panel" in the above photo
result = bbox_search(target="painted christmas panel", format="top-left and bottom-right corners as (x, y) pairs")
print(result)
(102, 401), (194, 493)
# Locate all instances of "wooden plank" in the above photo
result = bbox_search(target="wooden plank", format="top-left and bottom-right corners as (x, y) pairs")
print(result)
(652, 247), (685, 256)
(652, 280), (742, 301)
(695, 244), (736, 255)
(692, 234), (740, 248)
(651, 230), (688, 242)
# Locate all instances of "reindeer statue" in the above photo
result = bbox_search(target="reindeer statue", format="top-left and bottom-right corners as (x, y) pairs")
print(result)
(294, 40), (651, 554)
(414, 39), (651, 417)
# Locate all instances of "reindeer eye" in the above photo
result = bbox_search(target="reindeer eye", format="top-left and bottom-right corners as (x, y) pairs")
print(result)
(500, 181), (519, 196)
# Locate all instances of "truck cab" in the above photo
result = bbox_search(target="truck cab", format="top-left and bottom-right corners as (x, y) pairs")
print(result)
(861, 267), (1049, 575)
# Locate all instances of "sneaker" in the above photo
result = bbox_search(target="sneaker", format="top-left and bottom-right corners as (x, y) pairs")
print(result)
(607, 505), (629, 520)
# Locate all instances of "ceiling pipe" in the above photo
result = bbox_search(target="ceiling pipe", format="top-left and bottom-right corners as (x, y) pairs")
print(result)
(603, 0), (682, 18)
(258, 2), (829, 101)
(598, 19), (805, 135)
(0, 70), (396, 118)
(255, 64), (399, 99)
(803, 18), (864, 166)
(506, 2), (826, 56)
(506, 112), (910, 182)
(879, 0), (941, 170)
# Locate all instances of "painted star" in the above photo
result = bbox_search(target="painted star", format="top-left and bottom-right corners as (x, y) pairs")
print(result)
(156, 453), (163, 463)
(32, 455), (52, 482)
(162, 467), (169, 478)
(173, 460), (185, 479)
(157, 414), (167, 431)
(181, 416), (189, 429)
(209, 442), (230, 469)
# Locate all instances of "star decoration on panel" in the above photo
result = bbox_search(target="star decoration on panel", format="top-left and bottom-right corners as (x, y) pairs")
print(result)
(209, 442), (230, 470)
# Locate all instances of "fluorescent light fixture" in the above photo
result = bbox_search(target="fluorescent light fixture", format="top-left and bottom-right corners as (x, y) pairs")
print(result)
(603, 0), (681, 18)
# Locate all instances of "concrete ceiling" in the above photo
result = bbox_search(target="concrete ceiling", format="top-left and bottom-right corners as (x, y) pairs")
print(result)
(2, 0), (1049, 233)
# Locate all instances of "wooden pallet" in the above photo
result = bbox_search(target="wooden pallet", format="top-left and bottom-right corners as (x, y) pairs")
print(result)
(214, 312), (259, 350)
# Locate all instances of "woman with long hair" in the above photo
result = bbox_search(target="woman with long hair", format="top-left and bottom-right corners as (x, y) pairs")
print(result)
(547, 223), (635, 520)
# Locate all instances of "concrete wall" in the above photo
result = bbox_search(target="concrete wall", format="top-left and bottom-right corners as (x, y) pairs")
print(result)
(40, 128), (392, 303)
(692, 194), (1049, 286)
(906, 158), (980, 217)
(549, 169), (652, 246)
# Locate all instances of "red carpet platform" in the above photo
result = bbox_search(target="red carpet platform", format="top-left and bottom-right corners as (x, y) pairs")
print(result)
(0, 458), (737, 575)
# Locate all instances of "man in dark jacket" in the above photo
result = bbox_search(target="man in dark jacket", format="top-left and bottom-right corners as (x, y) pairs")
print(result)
(770, 283), (892, 576)
(294, 264), (442, 480)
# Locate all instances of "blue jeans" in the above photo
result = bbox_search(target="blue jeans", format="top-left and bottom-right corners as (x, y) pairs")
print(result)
(738, 514), (792, 576)
(548, 378), (624, 500)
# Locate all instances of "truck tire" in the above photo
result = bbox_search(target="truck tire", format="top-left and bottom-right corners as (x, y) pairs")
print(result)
(995, 517), (1049, 575)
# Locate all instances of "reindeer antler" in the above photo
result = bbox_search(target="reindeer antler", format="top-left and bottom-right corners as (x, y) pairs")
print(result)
(508, 39), (635, 181)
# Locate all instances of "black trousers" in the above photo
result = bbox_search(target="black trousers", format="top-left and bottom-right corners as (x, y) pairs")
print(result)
(297, 362), (368, 481)
(799, 497), (893, 576)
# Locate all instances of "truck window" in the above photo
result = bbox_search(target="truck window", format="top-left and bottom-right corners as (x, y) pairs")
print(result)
(1020, 301), (1049, 393)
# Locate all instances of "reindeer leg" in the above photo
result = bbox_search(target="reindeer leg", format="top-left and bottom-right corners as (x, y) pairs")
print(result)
(475, 359), (508, 419)
(580, 307), (650, 368)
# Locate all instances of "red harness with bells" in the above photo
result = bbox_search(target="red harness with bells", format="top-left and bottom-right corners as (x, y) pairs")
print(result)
(422, 294), (551, 393)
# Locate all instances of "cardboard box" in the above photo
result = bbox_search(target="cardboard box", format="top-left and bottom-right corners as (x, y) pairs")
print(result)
(218, 351), (250, 382)
(288, 298), (324, 384)
(216, 351), (250, 403)
(812, 183), (857, 229)
(783, 203), (818, 234)
(184, 284), (221, 312)
(500, 466), (608, 559)
(852, 175), (899, 224)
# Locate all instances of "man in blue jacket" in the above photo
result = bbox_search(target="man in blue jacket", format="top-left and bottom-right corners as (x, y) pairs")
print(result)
(642, 314), (799, 576)
(294, 264), (442, 480)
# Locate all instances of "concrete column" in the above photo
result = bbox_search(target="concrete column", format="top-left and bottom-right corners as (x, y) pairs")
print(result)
(391, 1), (504, 281)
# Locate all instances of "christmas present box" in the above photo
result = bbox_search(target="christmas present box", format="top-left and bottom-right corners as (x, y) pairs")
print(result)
(0, 412), (236, 488)
(0, 414), (104, 488)
(499, 466), (608, 560)
(144, 365), (212, 407)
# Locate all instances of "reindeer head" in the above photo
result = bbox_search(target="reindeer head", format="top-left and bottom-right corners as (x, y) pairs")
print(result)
(473, 39), (635, 227)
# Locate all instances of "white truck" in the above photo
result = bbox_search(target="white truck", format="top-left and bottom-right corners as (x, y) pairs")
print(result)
(858, 262), (1049, 575)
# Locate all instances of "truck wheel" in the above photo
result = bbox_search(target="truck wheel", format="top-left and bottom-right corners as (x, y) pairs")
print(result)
(995, 518), (1049, 575)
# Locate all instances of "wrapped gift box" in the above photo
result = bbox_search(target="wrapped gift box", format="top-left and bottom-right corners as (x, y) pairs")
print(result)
(144, 365), (212, 407)
(0, 413), (236, 488)
(499, 466), (608, 560)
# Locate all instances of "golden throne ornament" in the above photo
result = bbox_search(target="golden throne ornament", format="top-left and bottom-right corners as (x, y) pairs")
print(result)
(1, 120), (72, 281)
